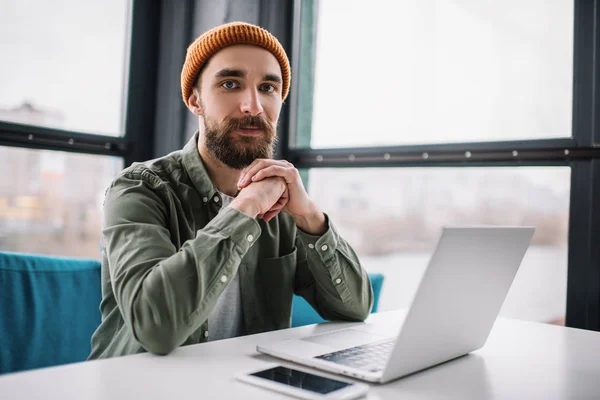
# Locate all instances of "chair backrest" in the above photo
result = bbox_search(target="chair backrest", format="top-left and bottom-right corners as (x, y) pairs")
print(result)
(291, 272), (385, 327)
(0, 252), (101, 374)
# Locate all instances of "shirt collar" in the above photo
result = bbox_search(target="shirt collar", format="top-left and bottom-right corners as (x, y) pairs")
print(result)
(182, 131), (218, 200)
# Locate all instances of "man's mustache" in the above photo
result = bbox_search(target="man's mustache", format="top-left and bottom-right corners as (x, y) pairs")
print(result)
(222, 115), (275, 136)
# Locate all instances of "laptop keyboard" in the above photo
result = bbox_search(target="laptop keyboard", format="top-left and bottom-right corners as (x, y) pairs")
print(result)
(314, 338), (396, 373)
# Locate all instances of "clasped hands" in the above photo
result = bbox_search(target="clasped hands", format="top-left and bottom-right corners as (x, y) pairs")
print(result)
(230, 159), (326, 235)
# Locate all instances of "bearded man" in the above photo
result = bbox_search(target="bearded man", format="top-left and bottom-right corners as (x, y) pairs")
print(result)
(89, 22), (373, 359)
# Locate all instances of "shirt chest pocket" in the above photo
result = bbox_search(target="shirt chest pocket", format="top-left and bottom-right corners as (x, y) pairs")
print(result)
(257, 247), (298, 328)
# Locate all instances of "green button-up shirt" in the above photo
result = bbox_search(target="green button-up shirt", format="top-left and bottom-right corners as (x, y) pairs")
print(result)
(88, 132), (373, 359)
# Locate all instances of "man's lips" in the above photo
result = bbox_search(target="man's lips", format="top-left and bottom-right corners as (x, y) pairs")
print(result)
(235, 127), (263, 137)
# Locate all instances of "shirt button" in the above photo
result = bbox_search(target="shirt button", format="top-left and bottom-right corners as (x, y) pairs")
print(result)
(220, 275), (227, 283)
(308, 243), (315, 249)
(202, 197), (208, 203)
(247, 234), (254, 242)
(335, 278), (342, 284)
(214, 196), (220, 203)
(204, 331), (209, 338)
(321, 245), (328, 251)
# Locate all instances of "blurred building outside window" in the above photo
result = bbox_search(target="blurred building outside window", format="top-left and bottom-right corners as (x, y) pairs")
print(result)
(0, 143), (122, 260)
(307, 167), (569, 325)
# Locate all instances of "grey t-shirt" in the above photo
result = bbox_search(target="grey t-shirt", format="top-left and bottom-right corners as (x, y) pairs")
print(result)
(206, 192), (245, 341)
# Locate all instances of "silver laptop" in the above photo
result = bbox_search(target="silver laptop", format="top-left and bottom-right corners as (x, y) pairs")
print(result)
(257, 226), (535, 383)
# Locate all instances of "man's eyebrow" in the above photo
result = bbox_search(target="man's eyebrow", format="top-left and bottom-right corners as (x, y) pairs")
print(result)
(214, 68), (281, 84)
(214, 68), (246, 79)
(264, 74), (282, 84)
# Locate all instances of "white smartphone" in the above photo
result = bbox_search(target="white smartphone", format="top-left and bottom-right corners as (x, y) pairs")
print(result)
(236, 364), (369, 400)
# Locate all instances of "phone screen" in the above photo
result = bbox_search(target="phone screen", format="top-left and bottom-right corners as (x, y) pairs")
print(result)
(250, 366), (352, 394)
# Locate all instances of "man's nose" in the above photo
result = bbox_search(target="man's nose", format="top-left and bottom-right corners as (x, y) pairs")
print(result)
(240, 89), (264, 116)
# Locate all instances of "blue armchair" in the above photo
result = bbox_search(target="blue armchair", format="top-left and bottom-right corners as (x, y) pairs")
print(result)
(0, 252), (101, 374)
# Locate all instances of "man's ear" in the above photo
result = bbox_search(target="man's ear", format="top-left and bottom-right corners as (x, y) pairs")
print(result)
(187, 87), (203, 116)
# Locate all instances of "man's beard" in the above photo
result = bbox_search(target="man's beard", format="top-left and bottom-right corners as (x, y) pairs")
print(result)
(204, 114), (277, 170)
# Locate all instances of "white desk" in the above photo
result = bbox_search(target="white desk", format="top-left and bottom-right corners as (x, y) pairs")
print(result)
(1, 310), (599, 399)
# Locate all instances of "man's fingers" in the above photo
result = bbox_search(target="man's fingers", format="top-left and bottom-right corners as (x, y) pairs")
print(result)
(239, 159), (271, 187)
(251, 165), (295, 184)
(238, 160), (291, 188)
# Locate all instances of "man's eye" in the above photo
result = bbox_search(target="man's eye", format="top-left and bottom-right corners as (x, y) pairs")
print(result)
(261, 84), (275, 93)
(222, 81), (238, 89)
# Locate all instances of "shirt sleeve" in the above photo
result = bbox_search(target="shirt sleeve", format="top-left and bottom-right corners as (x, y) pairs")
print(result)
(293, 214), (374, 322)
(102, 170), (261, 355)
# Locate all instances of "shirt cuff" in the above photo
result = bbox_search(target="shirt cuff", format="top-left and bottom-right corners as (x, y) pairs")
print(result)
(297, 213), (339, 262)
(202, 206), (262, 253)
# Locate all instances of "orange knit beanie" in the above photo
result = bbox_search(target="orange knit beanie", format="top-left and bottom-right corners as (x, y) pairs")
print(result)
(181, 21), (291, 107)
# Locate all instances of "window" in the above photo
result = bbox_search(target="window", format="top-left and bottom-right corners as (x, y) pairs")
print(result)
(307, 167), (569, 324)
(0, 146), (122, 260)
(286, 0), (598, 329)
(296, 0), (574, 148)
(0, 0), (131, 136)
(0, 0), (160, 259)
